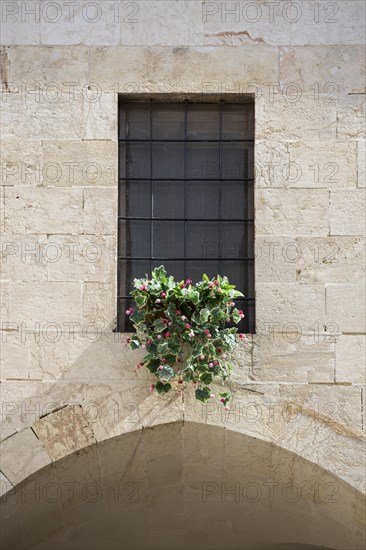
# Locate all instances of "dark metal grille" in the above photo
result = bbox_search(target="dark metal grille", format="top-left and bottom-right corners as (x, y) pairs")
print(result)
(117, 100), (255, 333)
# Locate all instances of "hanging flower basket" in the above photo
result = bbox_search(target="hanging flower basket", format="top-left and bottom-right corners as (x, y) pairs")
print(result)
(125, 265), (246, 408)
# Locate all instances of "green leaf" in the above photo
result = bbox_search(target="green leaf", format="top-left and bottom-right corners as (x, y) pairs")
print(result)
(199, 307), (210, 323)
(199, 372), (213, 385)
(155, 381), (171, 394)
(219, 392), (231, 406)
(130, 338), (141, 349)
(152, 318), (167, 332)
(158, 365), (175, 381)
(135, 294), (147, 308)
(231, 308), (241, 324)
(195, 386), (211, 402)
(188, 289), (200, 304)
(152, 265), (167, 281)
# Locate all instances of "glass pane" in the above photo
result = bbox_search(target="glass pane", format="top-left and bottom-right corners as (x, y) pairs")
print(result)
(221, 180), (254, 220)
(221, 261), (255, 298)
(153, 180), (184, 219)
(153, 221), (185, 258)
(220, 222), (254, 259)
(118, 260), (151, 295)
(185, 260), (219, 283)
(222, 104), (254, 140)
(186, 222), (219, 260)
(117, 297), (136, 331)
(221, 142), (247, 180)
(187, 104), (220, 139)
(152, 104), (185, 139)
(226, 299), (255, 333)
(152, 142), (185, 179)
(119, 180), (151, 218)
(187, 143), (220, 179)
(186, 181), (219, 220)
(118, 220), (151, 257)
(123, 142), (151, 179)
(151, 260), (185, 282)
(120, 104), (150, 139)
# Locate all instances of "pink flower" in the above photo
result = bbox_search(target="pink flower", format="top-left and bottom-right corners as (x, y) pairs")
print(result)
(213, 361), (218, 366)
(155, 298), (161, 304)
(217, 288), (222, 293)
(141, 344), (146, 349)
(217, 348), (222, 354)
(161, 292), (166, 297)
(180, 283), (186, 288)
(126, 309), (131, 316)
(224, 406), (230, 411)
(158, 365), (164, 370)
(149, 384), (155, 392)
(188, 330), (195, 338)
(162, 319), (167, 324)
(168, 321), (173, 326)
(214, 280), (219, 287)
(146, 340), (152, 345)
(223, 354), (227, 359)
(208, 282), (213, 288)
(178, 357), (182, 363)
(200, 354), (205, 361)
(181, 315), (187, 321)
(176, 310), (181, 315)
(185, 323), (191, 329)
(208, 363), (213, 368)
(204, 329), (210, 335)
(207, 333), (212, 339)
(157, 335), (162, 339)
(220, 397), (225, 403)
(139, 285), (145, 291)
(210, 394), (215, 399)
(164, 332), (170, 338)
(186, 279), (192, 285)
(126, 338), (131, 343)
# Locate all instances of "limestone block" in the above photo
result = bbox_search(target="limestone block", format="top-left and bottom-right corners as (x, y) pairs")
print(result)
(256, 283), (326, 329)
(0, 6), (40, 45)
(358, 140), (365, 188)
(280, 46), (365, 93)
(290, 1), (366, 46)
(255, 236), (297, 283)
(46, 234), (116, 283)
(82, 282), (116, 328)
(296, 237), (365, 284)
(288, 140), (357, 188)
(0, 140), (44, 186)
(335, 335), (366, 384)
(83, 93), (117, 140)
(329, 190), (366, 235)
(4, 187), (83, 233)
(43, 140), (117, 186)
(0, 428), (51, 484)
(32, 405), (96, 461)
(337, 95), (366, 139)
(7, 45), (89, 83)
(203, 0), (291, 46)
(5, 281), (82, 325)
(326, 284), (366, 333)
(82, 187), (117, 235)
(0, 332), (31, 379)
(1, 233), (49, 282)
(255, 189), (329, 236)
(252, 333), (335, 383)
(121, 1), (204, 46)
(88, 44), (280, 88)
(40, 2), (120, 46)
(230, 335), (253, 385)
(256, 95), (337, 140)
(0, 93), (85, 140)
(0, 471), (12, 497)
(0, 186), (5, 233)
(255, 140), (290, 188)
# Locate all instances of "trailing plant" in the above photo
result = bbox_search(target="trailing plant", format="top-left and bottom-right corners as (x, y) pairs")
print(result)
(125, 266), (247, 408)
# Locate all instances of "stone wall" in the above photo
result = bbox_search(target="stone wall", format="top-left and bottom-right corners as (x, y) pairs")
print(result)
(0, 0), (365, 500)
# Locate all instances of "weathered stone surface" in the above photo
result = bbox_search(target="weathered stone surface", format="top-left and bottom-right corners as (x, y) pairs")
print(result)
(82, 282), (116, 328)
(82, 187), (117, 235)
(255, 140), (290, 188)
(296, 237), (365, 283)
(280, 46), (365, 93)
(326, 284), (366, 333)
(42, 140), (117, 186)
(256, 236), (297, 283)
(357, 139), (365, 188)
(83, 93), (117, 140)
(252, 333), (335, 383)
(1, 233), (49, 282)
(0, 428), (51, 484)
(329, 190), (366, 235)
(4, 187), (83, 233)
(288, 140), (357, 188)
(32, 405), (96, 461)
(335, 335), (366, 384)
(0, 332), (31, 379)
(337, 95), (366, 139)
(4, 281), (82, 325)
(0, 471), (12, 497)
(256, 283), (326, 329)
(256, 189), (329, 236)
(256, 95), (337, 140)
(0, 140), (43, 186)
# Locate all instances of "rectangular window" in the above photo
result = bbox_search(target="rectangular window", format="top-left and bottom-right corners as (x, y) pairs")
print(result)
(117, 99), (255, 333)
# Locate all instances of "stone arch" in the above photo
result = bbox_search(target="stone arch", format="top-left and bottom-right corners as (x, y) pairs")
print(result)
(1, 412), (365, 549)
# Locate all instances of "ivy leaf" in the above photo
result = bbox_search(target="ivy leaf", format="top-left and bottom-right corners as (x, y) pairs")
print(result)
(231, 308), (241, 324)
(155, 381), (171, 394)
(188, 289), (200, 304)
(135, 294), (147, 309)
(199, 307), (210, 323)
(199, 372), (213, 385)
(130, 338), (141, 349)
(219, 392), (230, 406)
(195, 387), (211, 402)
(158, 365), (175, 381)
(152, 265), (167, 281)
(153, 318), (167, 332)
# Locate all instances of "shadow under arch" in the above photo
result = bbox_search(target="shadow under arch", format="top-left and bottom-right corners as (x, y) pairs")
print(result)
(1, 421), (365, 550)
